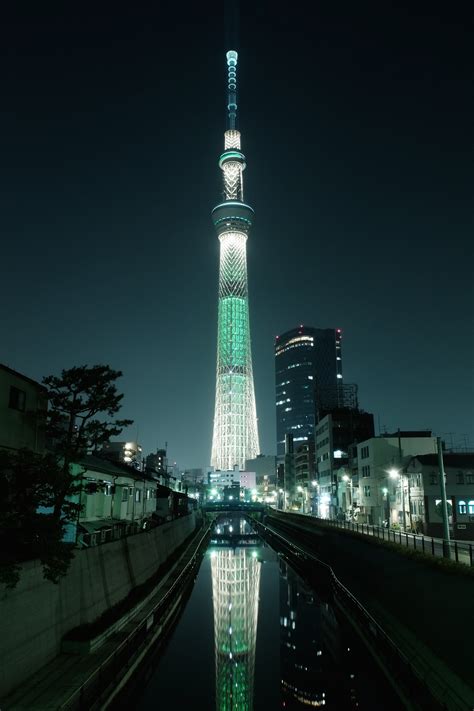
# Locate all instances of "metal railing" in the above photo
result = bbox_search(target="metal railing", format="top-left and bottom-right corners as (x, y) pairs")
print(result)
(60, 521), (212, 709)
(276, 511), (474, 567)
(256, 518), (468, 711)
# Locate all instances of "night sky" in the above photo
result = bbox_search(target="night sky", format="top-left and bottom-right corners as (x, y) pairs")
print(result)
(1, 2), (472, 468)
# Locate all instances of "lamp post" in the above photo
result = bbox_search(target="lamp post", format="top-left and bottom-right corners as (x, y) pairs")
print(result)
(297, 485), (305, 513)
(437, 436), (451, 558)
(382, 487), (389, 526)
(278, 488), (284, 510)
(389, 468), (406, 530)
(342, 474), (352, 519)
(311, 480), (318, 516)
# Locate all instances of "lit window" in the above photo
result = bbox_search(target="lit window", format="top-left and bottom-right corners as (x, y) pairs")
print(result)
(468, 501), (474, 515)
(308, 376), (313, 380)
(458, 500), (467, 515)
(337, 374), (343, 379)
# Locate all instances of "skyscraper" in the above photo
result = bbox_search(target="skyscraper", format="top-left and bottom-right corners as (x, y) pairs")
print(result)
(211, 51), (259, 471)
(275, 326), (343, 456)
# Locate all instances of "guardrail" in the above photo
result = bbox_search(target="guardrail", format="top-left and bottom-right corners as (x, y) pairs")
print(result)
(256, 518), (467, 711)
(275, 510), (474, 567)
(61, 521), (212, 709)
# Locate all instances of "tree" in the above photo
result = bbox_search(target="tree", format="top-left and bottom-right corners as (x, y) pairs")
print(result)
(0, 365), (132, 588)
(43, 365), (133, 525)
(0, 448), (78, 587)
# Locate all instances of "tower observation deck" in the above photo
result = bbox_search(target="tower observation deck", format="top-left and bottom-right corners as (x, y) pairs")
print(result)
(211, 50), (260, 471)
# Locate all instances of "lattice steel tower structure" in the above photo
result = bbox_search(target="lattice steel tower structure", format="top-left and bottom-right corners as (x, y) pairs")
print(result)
(211, 50), (260, 471)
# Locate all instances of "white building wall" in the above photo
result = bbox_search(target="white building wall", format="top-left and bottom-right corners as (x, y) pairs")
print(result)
(356, 436), (437, 524)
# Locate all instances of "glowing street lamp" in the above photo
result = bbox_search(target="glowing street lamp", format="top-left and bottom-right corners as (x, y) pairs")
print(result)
(342, 473), (353, 515)
(382, 487), (389, 526)
(388, 468), (406, 530)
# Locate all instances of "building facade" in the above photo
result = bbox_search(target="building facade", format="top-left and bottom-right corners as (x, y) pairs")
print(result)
(101, 441), (143, 470)
(353, 432), (437, 525)
(407, 453), (474, 540)
(275, 327), (343, 457)
(245, 454), (276, 485)
(210, 50), (259, 471)
(0, 364), (48, 452)
(316, 408), (374, 519)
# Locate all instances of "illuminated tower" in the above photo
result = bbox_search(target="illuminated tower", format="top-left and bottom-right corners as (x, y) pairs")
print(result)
(211, 50), (259, 471)
(211, 547), (261, 710)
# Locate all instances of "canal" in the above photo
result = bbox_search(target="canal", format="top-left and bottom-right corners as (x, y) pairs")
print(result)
(121, 515), (400, 710)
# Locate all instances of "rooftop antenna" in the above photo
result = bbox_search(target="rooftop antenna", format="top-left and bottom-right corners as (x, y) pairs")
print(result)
(226, 50), (238, 129)
(225, 0), (240, 130)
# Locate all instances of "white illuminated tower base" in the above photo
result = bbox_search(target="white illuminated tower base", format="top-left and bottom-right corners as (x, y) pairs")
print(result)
(211, 50), (260, 471)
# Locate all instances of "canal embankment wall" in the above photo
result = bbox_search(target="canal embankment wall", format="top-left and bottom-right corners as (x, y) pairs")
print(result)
(0, 512), (196, 698)
(265, 511), (474, 707)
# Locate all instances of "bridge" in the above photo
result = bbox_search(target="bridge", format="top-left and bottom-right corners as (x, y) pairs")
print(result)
(203, 501), (266, 515)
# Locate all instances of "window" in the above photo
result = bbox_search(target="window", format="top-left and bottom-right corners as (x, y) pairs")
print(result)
(458, 501), (467, 515)
(466, 473), (474, 484)
(360, 446), (369, 459)
(361, 465), (371, 477)
(468, 501), (474, 515)
(430, 473), (438, 485)
(9, 386), (26, 411)
(419, 500), (424, 515)
(146, 488), (151, 500)
(363, 485), (371, 497)
(456, 471), (464, 485)
(104, 484), (112, 496)
(135, 489), (141, 503)
(410, 473), (421, 487)
(121, 488), (128, 502)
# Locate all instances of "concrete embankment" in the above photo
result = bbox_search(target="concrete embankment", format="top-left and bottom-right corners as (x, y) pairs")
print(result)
(0, 512), (196, 698)
(266, 511), (474, 710)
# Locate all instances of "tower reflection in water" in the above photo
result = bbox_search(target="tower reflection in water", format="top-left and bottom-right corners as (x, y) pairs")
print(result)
(210, 516), (261, 711)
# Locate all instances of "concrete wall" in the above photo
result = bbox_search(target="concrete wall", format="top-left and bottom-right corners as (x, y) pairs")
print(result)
(0, 366), (47, 452)
(0, 512), (196, 697)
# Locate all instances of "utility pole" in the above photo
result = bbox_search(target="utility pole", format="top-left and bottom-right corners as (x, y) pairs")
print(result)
(397, 429), (406, 531)
(437, 436), (451, 558)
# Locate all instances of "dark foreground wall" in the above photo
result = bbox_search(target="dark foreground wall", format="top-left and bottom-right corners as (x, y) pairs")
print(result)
(266, 511), (474, 702)
(0, 512), (196, 697)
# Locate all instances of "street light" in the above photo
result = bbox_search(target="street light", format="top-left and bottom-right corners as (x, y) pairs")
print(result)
(342, 474), (353, 518)
(297, 485), (307, 513)
(388, 468), (406, 530)
(382, 487), (389, 526)
(310, 480), (318, 516)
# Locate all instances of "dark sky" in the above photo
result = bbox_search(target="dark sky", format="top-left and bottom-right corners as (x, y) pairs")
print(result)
(1, 1), (472, 468)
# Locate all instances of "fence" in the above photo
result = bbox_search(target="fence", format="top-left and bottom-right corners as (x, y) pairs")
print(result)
(276, 510), (474, 567)
(317, 516), (474, 567)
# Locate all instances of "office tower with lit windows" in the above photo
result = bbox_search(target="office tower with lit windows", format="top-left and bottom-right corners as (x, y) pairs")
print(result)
(210, 50), (260, 471)
(275, 327), (343, 456)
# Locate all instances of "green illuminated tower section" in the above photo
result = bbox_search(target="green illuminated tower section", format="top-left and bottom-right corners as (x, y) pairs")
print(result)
(211, 50), (260, 471)
(211, 548), (261, 710)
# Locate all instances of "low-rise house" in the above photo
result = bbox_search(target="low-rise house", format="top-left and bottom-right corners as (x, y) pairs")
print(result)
(0, 364), (48, 452)
(407, 453), (474, 540)
(353, 431), (437, 525)
(72, 455), (160, 546)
